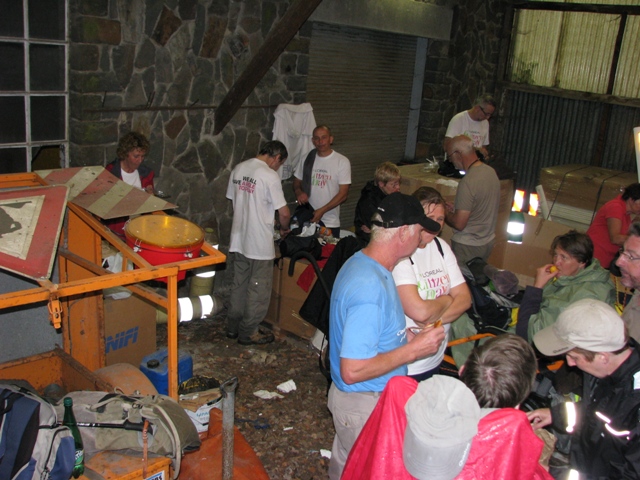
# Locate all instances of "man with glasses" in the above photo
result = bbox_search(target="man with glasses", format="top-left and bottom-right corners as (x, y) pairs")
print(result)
(617, 222), (640, 342)
(443, 94), (496, 160)
(226, 141), (290, 345)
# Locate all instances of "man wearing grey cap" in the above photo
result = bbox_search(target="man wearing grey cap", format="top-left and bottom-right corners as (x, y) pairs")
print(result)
(527, 298), (640, 478)
(327, 192), (446, 479)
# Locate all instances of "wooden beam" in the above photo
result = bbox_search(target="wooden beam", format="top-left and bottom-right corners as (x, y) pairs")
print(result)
(213, 0), (324, 135)
(512, 1), (640, 15)
(497, 81), (640, 110)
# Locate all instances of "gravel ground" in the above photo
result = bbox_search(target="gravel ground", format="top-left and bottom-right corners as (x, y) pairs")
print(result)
(157, 315), (334, 479)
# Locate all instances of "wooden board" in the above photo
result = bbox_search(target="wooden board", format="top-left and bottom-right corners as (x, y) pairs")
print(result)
(36, 166), (176, 219)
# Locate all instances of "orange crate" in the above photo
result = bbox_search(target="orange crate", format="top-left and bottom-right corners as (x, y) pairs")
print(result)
(80, 452), (171, 480)
(0, 348), (112, 393)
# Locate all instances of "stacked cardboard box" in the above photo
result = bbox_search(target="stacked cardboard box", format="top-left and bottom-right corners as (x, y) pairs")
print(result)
(488, 214), (572, 284)
(540, 164), (636, 212)
(398, 163), (515, 248)
(539, 164), (637, 230)
(399, 163), (514, 208)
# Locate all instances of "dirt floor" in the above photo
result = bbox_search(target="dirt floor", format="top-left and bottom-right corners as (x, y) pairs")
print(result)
(157, 314), (334, 479)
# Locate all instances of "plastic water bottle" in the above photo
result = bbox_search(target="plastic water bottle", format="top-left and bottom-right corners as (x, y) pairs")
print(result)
(63, 397), (85, 478)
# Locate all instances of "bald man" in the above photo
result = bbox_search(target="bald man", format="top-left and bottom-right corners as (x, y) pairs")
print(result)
(444, 135), (500, 265)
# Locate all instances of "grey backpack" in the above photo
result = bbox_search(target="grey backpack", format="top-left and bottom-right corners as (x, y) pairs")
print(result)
(0, 383), (75, 480)
(55, 391), (200, 479)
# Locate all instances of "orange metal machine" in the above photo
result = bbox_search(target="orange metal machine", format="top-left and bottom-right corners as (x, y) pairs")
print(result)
(0, 172), (226, 399)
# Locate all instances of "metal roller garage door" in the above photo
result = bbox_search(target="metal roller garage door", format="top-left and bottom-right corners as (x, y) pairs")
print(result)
(307, 22), (417, 229)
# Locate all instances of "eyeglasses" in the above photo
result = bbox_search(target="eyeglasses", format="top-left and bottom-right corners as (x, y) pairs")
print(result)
(478, 105), (493, 118)
(619, 248), (640, 261)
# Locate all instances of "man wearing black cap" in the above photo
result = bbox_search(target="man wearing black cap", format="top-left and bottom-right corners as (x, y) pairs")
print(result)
(327, 192), (446, 479)
(527, 298), (640, 478)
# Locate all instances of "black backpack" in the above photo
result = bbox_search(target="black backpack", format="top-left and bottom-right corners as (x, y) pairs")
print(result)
(279, 235), (322, 260)
(463, 257), (512, 331)
(464, 281), (511, 332)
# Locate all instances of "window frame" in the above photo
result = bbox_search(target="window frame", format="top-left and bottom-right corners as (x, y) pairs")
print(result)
(0, 0), (69, 173)
(498, 2), (640, 109)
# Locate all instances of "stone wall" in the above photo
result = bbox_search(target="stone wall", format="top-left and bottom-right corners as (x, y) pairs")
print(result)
(69, 0), (313, 295)
(417, 0), (507, 159)
(68, 0), (506, 297)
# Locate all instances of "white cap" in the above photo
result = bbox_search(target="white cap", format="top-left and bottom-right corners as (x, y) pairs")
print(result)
(533, 298), (626, 356)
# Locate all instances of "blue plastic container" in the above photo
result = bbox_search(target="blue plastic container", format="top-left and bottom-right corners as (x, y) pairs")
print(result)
(140, 348), (193, 395)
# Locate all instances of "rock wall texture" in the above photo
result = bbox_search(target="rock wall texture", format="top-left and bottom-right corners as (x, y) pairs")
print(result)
(418, 0), (507, 159)
(68, 0), (505, 297)
(69, 0), (311, 295)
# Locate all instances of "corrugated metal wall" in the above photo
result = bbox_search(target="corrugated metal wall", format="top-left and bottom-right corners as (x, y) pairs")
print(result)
(502, 89), (640, 192)
(306, 23), (417, 229)
(602, 104), (640, 170)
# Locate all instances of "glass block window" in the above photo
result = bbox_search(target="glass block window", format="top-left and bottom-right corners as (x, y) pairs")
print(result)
(0, 0), (68, 172)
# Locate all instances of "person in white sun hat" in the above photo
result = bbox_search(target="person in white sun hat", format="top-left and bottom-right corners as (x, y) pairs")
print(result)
(527, 298), (640, 478)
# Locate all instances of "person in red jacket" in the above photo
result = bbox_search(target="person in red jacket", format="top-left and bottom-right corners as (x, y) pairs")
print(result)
(342, 334), (552, 480)
(106, 131), (154, 194)
(105, 131), (155, 237)
(587, 183), (640, 269)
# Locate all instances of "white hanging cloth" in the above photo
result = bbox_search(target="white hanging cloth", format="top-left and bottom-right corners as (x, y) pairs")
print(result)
(272, 103), (317, 180)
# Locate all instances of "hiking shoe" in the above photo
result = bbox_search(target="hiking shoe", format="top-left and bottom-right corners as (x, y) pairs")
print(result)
(226, 331), (238, 339)
(238, 329), (275, 346)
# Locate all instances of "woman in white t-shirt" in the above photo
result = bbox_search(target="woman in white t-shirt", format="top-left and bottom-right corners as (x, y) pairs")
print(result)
(392, 187), (472, 381)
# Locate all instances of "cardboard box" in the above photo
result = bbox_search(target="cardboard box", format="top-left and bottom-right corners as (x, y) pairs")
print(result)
(278, 296), (318, 339)
(399, 164), (514, 210)
(399, 164), (462, 202)
(488, 214), (573, 283)
(399, 164), (514, 248)
(180, 388), (222, 433)
(272, 256), (316, 301)
(540, 164), (636, 212)
(264, 256), (318, 340)
(104, 294), (157, 367)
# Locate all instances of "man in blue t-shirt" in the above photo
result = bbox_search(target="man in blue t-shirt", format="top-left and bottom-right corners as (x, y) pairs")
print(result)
(327, 192), (446, 479)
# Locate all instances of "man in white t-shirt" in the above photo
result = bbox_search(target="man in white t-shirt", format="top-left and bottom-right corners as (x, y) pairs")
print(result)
(293, 125), (351, 237)
(226, 141), (291, 345)
(443, 94), (496, 160)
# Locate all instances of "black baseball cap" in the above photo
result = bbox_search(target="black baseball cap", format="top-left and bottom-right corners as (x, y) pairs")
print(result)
(372, 192), (441, 234)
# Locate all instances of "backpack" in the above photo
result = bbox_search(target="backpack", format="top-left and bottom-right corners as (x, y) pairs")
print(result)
(290, 203), (315, 236)
(0, 383), (75, 480)
(279, 235), (323, 260)
(463, 257), (512, 331)
(54, 391), (201, 479)
(464, 277), (512, 331)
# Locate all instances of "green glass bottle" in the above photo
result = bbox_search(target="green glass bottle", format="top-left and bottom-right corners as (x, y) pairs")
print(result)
(62, 397), (85, 478)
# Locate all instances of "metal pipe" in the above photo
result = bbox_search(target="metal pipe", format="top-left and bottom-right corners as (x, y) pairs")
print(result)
(221, 376), (238, 480)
